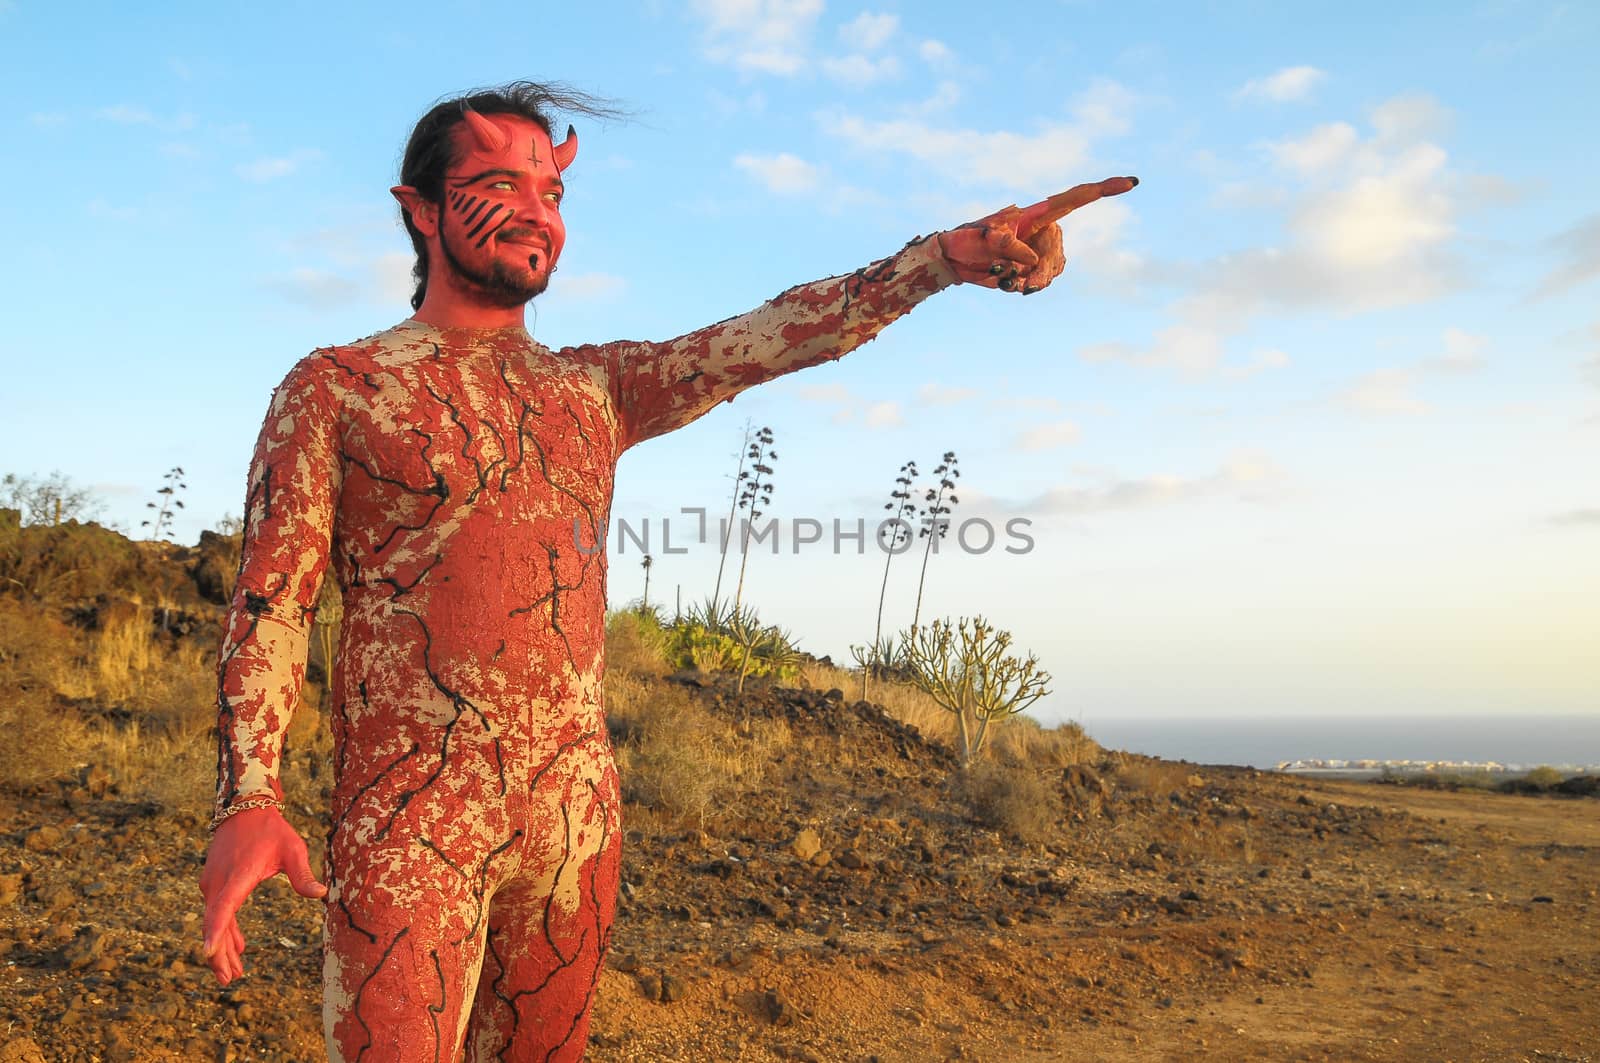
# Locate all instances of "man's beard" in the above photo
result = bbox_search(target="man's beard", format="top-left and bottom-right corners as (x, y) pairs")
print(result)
(438, 225), (549, 308)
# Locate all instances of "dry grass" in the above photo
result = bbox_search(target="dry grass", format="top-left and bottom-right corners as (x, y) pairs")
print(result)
(953, 759), (1065, 844)
(605, 609), (671, 678)
(605, 670), (789, 828)
(800, 658), (1099, 768)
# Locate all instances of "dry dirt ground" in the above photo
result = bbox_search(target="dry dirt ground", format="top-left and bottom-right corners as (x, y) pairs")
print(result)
(2, 677), (1596, 1063)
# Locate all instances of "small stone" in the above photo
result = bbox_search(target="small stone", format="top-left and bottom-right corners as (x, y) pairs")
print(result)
(762, 988), (797, 1026)
(1, 1037), (48, 1063)
(809, 850), (832, 867)
(636, 972), (662, 1001)
(790, 829), (822, 862)
(837, 850), (867, 871)
(0, 874), (22, 907)
(609, 952), (640, 973)
(24, 826), (64, 853)
(660, 975), (686, 1003)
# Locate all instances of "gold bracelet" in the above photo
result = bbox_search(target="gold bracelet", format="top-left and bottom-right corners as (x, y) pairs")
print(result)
(208, 795), (283, 832)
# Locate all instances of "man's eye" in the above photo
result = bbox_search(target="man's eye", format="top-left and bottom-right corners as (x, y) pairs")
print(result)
(545, 192), (563, 205)
(490, 180), (515, 191)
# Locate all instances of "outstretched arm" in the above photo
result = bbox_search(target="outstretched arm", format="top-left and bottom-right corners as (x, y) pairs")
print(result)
(589, 176), (1137, 449)
(201, 355), (341, 984)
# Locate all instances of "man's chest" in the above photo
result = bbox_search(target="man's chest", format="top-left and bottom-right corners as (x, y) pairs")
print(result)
(334, 353), (620, 516)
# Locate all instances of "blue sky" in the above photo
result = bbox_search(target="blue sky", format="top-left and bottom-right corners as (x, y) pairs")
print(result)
(3, 1), (1596, 725)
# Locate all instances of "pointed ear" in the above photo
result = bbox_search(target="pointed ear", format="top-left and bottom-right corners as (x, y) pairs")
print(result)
(391, 185), (438, 235)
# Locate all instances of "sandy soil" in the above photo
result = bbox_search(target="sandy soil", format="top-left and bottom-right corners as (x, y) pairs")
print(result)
(2, 682), (1596, 1062)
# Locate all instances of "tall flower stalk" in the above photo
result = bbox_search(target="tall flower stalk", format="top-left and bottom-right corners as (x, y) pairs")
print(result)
(731, 426), (777, 618)
(709, 420), (754, 624)
(865, 459), (917, 698)
(911, 451), (959, 631)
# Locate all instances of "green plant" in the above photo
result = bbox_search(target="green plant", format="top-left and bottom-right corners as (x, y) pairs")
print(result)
(640, 553), (653, 611)
(899, 616), (1051, 766)
(911, 451), (959, 631)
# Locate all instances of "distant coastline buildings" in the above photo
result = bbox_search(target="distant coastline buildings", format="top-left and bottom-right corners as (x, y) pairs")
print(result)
(1276, 758), (1600, 775)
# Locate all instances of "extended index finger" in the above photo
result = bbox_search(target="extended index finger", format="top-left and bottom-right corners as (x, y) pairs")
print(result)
(1016, 176), (1139, 237)
(202, 875), (256, 957)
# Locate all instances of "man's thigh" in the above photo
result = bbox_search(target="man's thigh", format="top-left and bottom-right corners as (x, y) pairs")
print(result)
(462, 762), (622, 1062)
(323, 829), (517, 1063)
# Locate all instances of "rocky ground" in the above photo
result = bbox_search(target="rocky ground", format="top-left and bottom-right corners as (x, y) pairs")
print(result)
(1, 673), (1597, 1062)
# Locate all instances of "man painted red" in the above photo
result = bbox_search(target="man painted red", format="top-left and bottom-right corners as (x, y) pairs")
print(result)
(199, 81), (1136, 1061)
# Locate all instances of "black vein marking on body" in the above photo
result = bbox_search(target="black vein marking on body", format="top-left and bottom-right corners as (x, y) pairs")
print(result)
(507, 544), (579, 669)
(416, 836), (468, 881)
(527, 730), (599, 794)
(330, 739), (421, 845)
(553, 776), (616, 1062)
(371, 606), (508, 845)
(489, 811), (592, 1062)
(426, 948), (447, 1063)
(351, 926), (409, 1062)
(323, 350), (379, 391)
(423, 374), (506, 504)
(452, 829), (523, 949)
(214, 570), (292, 808)
(556, 778), (617, 1056)
(842, 254), (900, 313)
(562, 400), (593, 448)
(374, 552), (442, 600)
(496, 370), (603, 673)
(339, 428), (448, 555)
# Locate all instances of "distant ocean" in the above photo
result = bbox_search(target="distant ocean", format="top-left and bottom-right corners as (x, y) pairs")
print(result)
(1072, 713), (1600, 771)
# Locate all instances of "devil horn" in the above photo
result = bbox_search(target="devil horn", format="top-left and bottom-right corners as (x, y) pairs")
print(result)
(552, 124), (578, 172)
(462, 108), (510, 153)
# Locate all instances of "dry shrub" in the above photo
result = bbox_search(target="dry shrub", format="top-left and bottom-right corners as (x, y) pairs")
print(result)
(992, 716), (1100, 768)
(605, 609), (671, 678)
(799, 658), (958, 745)
(954, 759), (1064, 844)
(605, 673), (785, 827)
(1110, 754), (1197, 796)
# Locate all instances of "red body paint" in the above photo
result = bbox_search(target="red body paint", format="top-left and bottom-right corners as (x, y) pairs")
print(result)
(216, 231), (956, 1060)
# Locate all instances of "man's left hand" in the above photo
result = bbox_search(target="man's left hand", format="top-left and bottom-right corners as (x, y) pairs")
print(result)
(939, 176), (1139, 294)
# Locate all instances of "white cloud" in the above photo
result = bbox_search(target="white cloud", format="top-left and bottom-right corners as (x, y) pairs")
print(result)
(1371, 93), (1453, 144)
(916, 382), (978, 406)
(1549, 508), (1600, 528)
(734, 152), (822, 194)
(97, 104), (155, 125)
(1234, 65), (1327, 103)
(1426, 327), (1488, 373)
(1014, 450), (1285, 517)
(863, 401), (903, 428)
(29, 112), (68, 127)
(1080, 324), (1226, 372)
(1266, 122), (1359, 176)
(1013, 421), (1081, 451)
(918, 39), (951, 64)
(1534, 213), (1600, 299)
(839, 11), (897, 50)
(236, 148), (321, 182)
(790, 383), (900, 428)
(1339, 367), (1429, 416)
(831, 79), (1134, 191)
(821, 54), (901, 86)
(691, 0), (823, 76)
(265, 268), (363, 309)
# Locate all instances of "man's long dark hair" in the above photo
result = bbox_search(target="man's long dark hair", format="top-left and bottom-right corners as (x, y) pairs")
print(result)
(398, 81), (624, 311)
